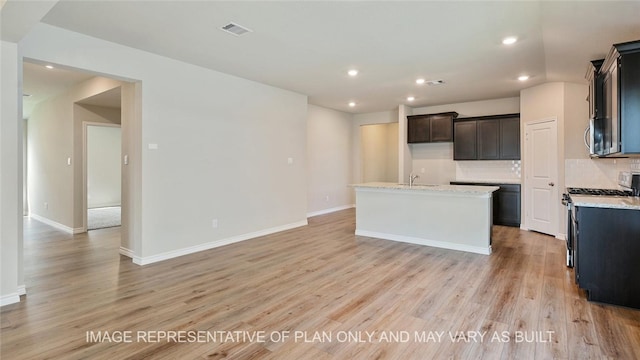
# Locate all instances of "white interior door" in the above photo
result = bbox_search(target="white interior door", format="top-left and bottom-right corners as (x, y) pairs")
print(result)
(524, 119), (558, 236)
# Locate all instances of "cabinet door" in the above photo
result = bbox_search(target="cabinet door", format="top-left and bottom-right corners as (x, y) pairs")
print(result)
(430, 114), (453, 142)
(602, 63), (617, 155)
(587, 60), (604, 120)
(494, 186), (521, 227)
(499, 117), (521, 159)
(407, 115), (430, 143)
(620, 51), (640, 154)
(477, 120), (500, 160)
(575, 206), (640, 308)
(453, 121), (477, 160)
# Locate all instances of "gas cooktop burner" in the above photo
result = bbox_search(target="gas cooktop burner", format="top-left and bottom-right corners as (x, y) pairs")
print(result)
(567, 187), (633, 196)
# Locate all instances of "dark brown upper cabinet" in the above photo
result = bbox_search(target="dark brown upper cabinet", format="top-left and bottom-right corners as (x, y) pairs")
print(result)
(477, 119), (500, 160)
(453, 121), (477, 160)
(499, 116), (521, 160)
(407, 112), (458, 143)
(453, 114), (520, 160)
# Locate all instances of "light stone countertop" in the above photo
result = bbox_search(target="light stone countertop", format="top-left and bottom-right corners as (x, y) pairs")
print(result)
(570, 195), (640, 210)
(351, 182), (499, 195)
(453, 179), (522, 185)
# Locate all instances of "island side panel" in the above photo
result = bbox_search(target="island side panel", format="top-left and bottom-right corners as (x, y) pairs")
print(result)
(354, 188), (492, 255)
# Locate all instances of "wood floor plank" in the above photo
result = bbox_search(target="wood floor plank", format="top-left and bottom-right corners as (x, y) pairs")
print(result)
(590, 303), (636, 359)
(536, 276), (569, 359)
(2, 211), (640, 359)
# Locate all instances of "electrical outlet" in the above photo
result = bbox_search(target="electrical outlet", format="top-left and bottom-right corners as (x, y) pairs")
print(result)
(324, 195), (329, 202)
(44, 202), (48, 210)
(421, 168), (426, 173)
(212, 219), (218, 228)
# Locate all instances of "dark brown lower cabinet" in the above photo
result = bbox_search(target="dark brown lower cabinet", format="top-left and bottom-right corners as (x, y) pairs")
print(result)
(450, 182), (521, 227)
(574, 206), (640, 309)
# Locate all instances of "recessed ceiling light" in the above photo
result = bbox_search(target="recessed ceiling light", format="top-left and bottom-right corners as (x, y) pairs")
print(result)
(348, 69), (358, 76)
(45, 65), (54, 69)
(502, 36), (518, 45)
(407, 96), (415, 102)
(348, 102), (356, 107)
(416, 78), (426, 85)
(518, 75), (530, 81)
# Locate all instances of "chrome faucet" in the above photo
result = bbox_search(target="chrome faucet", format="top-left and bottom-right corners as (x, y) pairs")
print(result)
(409, 173), (419, 187)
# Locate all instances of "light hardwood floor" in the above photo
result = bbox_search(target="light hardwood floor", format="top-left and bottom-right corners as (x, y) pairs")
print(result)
(2, 209), (639, 359)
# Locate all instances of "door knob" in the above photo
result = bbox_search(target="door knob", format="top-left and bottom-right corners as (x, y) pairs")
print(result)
(549, 182), (555, 187)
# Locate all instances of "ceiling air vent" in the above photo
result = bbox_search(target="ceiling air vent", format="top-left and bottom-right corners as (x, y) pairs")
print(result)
(221, 22), (252, 36)
(427, 80), (445, 86)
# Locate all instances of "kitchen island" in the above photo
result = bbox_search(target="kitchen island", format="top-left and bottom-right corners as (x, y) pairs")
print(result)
(351, 182), (499, 255)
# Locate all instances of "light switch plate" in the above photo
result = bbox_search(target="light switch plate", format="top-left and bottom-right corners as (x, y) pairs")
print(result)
(148, 143), (158, 150)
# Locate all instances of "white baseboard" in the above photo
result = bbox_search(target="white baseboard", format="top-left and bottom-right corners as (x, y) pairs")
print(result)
(556, 233), (567, 241)
(355, 229), (492, 255)
(89, 203), (121, 209)
(307, 204), (354, 218)
(29, 213), (84, 234)
(17, 285), (26, 295)
(133, 220), (309, 266)
(1, 290), (22, 307)
(119, 246), (134, 258)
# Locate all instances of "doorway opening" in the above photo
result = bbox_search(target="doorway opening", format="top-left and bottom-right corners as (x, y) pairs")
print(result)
(77, 87), (123, 231)
(84, 122), (122, 230)
(23, 58), (139, 249)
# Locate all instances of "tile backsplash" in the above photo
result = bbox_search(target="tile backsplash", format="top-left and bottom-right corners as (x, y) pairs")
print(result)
(455, 160), (521, 182)
(565, 158), (640, 189)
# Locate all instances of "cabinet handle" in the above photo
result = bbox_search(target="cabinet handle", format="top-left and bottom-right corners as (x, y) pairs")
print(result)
(583, 126), (591, 150)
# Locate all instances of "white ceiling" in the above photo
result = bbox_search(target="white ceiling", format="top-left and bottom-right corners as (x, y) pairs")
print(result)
(12, 1), (640, 114)
(22, 60), (121, 119)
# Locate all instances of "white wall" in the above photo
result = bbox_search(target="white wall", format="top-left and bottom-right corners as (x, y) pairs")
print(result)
(412, 97), (520, 118)
(385, 122), (399, 182)
(1, 40), (24, 305)
(563, 83), (590, 160)
(87, 125), (121, 208)
(397, 105), (413, 183)
(20, 24), (308, 261)
(361, 123), (398, 183)
(23, 119), (28, 215)
(306, 104), (353, 216)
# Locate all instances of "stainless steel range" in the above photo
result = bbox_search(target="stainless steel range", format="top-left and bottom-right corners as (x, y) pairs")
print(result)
(565, 188), (632, 196)
(562, 171), (640, 268)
